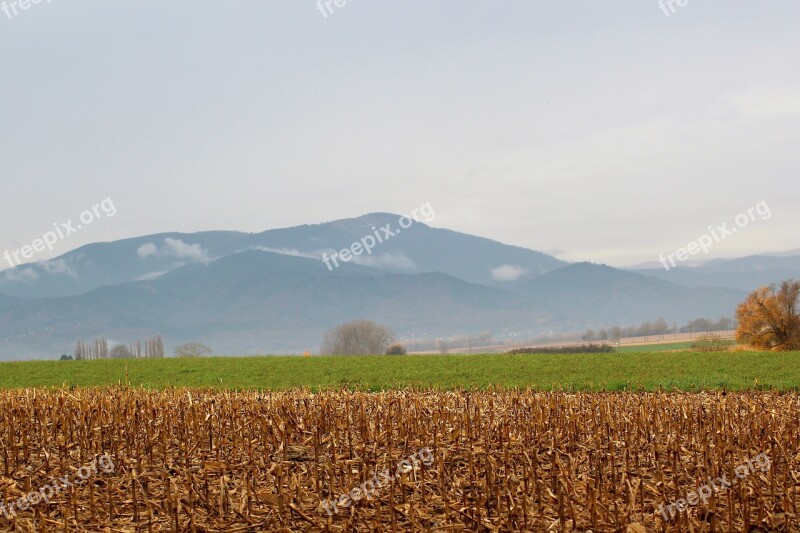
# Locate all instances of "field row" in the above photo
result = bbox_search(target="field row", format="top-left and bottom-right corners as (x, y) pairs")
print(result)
(2, 350), (800, 390)
(0, 389), (797, 531)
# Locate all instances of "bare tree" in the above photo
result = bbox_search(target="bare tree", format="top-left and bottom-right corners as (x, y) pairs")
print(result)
(654, 318), (670, 338)
(436, 339), (449, 355)
(320, 320), (394, 355)
(145, 335), (165, 358)
(75, 340), (85, 360)
(97, 337), (109, 359)
(155, 335), (164, 358)
(717, 316), (735, 331)
(74, 337), (108, 360)
(609, 326), (622, 345)
(110, 344), (132, 359)
(175, 342), (212, 358)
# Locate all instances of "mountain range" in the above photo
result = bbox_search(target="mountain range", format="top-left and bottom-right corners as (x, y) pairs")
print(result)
(1, 213), (796, 359)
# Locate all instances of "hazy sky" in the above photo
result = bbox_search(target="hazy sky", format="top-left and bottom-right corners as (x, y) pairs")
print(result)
(2, 1), (798, 268)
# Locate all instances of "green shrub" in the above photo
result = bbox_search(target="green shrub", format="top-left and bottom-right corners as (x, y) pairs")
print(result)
(692, 334), (734, 352)
(385, 344), (408, 355)
(507, 344), (613, 355)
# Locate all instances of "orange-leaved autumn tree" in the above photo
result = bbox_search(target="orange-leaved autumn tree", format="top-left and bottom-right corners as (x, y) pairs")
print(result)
(736, 280), (800, 351)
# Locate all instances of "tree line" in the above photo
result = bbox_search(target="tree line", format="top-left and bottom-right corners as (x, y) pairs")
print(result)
(64, 338), (213, 360)
(581, 316), (736, 342)
(74, 335), (165, 360)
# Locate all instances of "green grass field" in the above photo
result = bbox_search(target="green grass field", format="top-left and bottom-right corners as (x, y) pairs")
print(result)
(0, 350), (797, 391)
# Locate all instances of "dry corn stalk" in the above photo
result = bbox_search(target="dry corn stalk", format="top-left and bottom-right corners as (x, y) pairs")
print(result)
(0, 388), (795, 532)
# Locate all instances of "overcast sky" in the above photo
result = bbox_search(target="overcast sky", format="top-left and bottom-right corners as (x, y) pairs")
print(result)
(1, 1), (798, 268)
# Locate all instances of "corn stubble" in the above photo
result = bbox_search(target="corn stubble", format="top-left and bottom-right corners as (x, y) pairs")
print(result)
(0, 389), (797, 532)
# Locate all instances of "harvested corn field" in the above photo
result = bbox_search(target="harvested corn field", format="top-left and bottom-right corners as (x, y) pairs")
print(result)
(0, 388), (797, 532)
